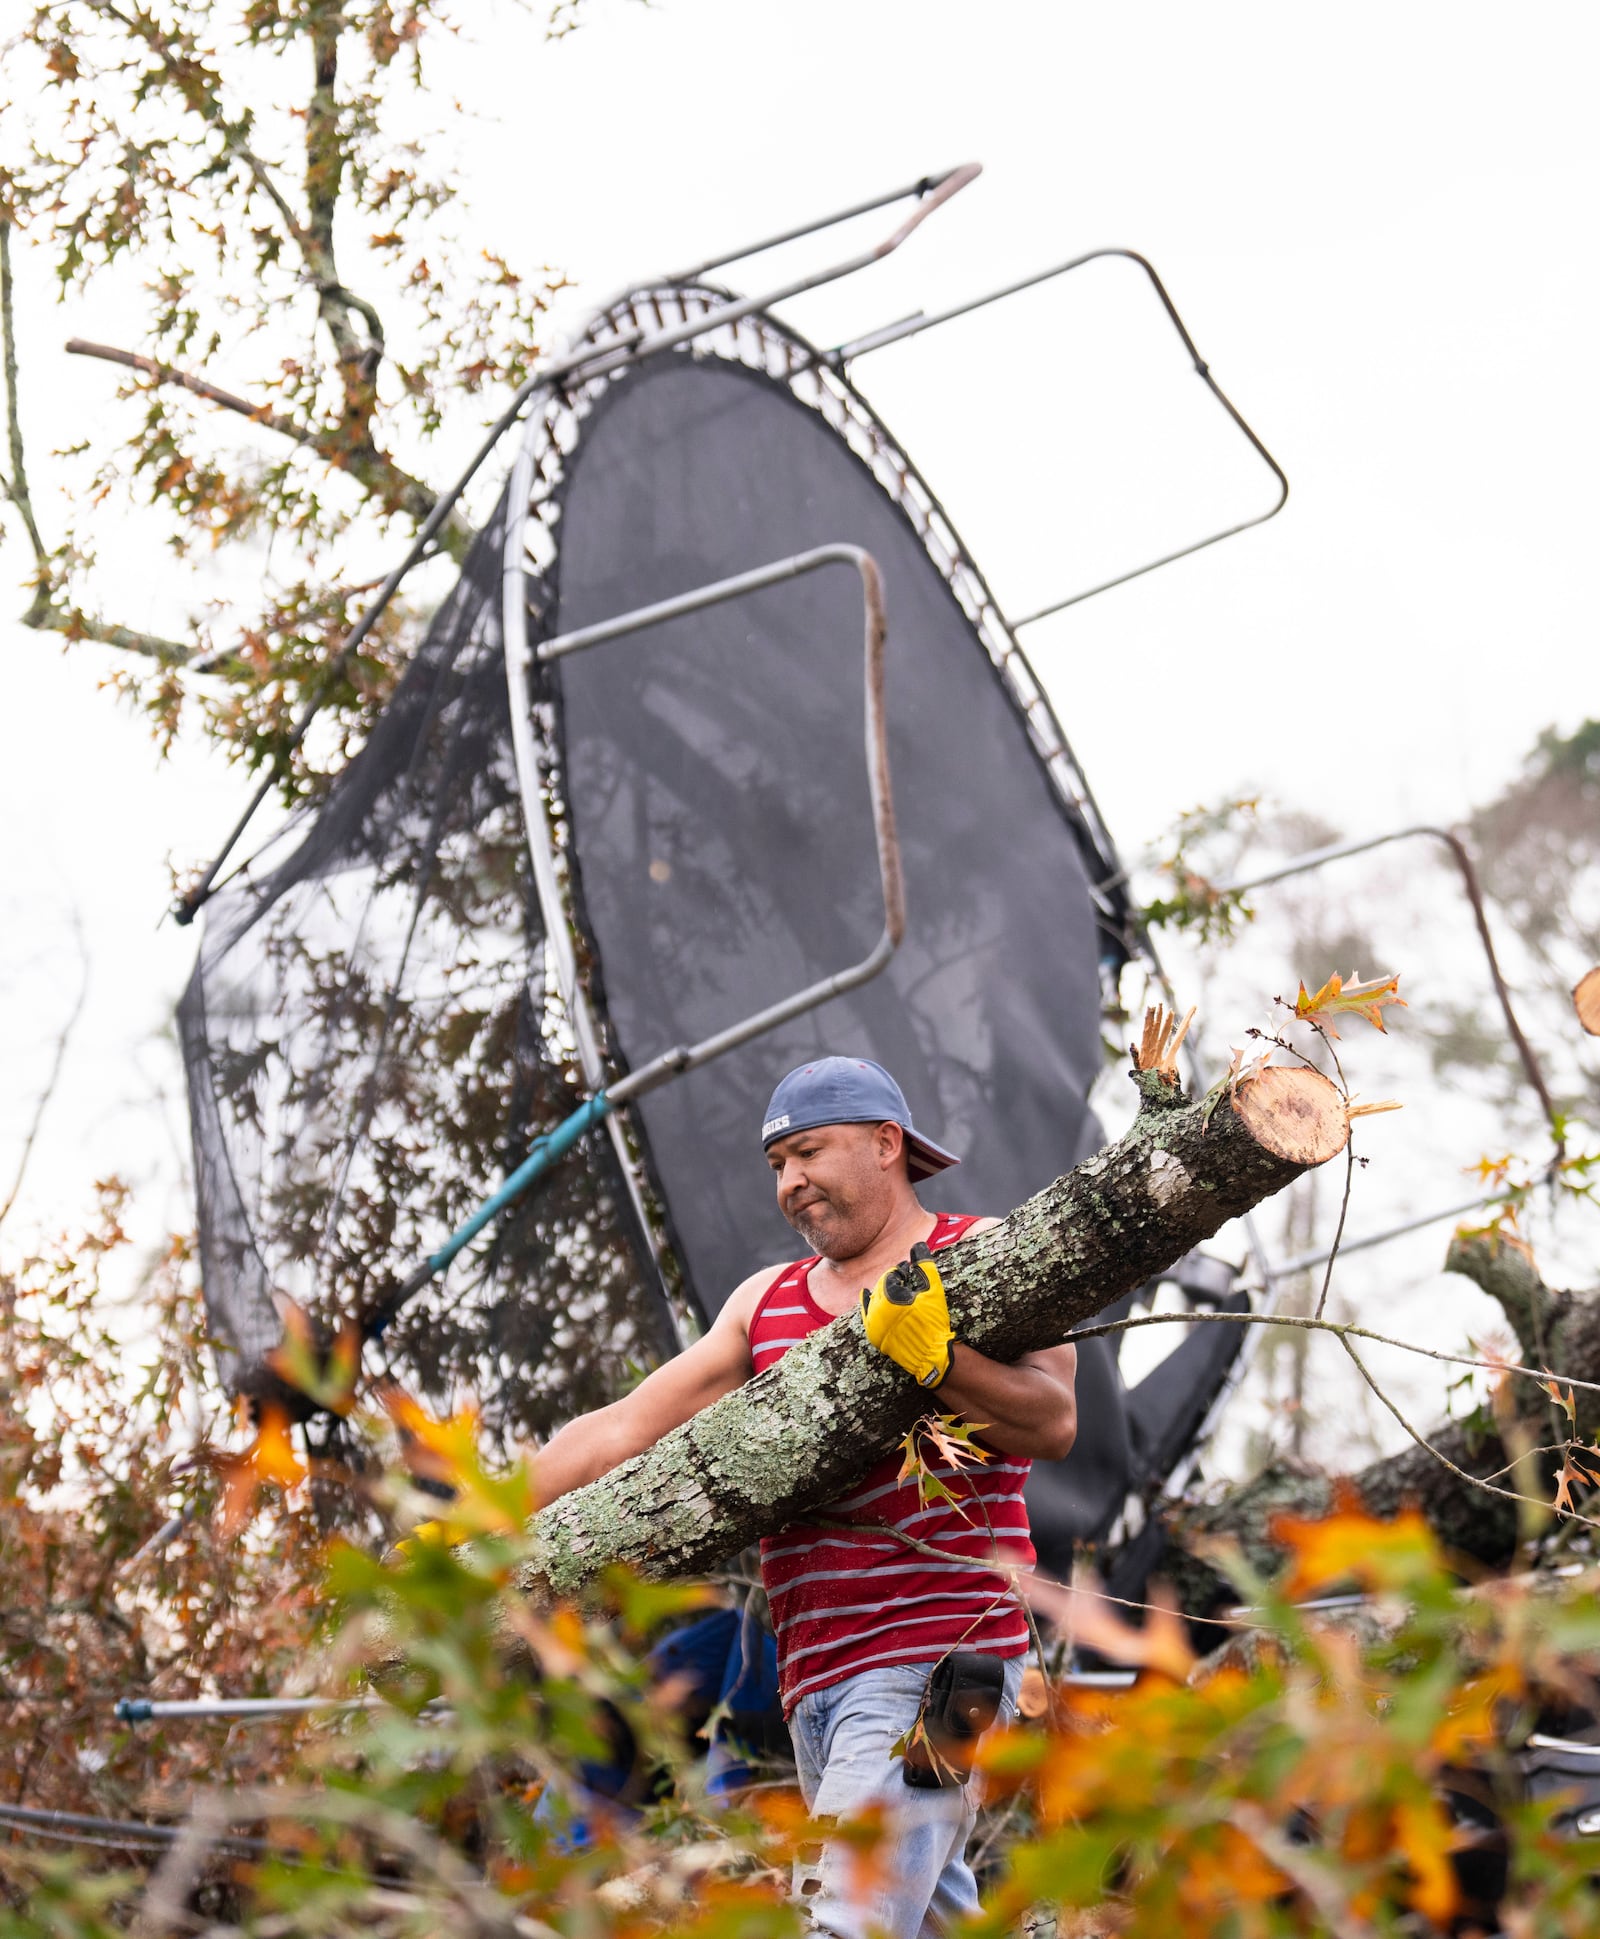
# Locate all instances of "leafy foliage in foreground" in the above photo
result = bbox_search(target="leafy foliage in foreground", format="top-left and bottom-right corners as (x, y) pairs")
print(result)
(7, 1214), (1600, 1934)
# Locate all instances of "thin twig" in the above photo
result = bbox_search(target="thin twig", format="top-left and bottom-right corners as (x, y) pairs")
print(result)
(813, 1518), (1264, 1635)
(1314, 1137), (1356, 1323)
(1335, 1332), (1600, 1535)
(0, 219), (49, 588)
(1067, 1306), (1600, 1403)
(0, 905), (89, 1234)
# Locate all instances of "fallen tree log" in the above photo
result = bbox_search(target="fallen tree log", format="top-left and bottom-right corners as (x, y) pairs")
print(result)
(1165, 1230), (1597, 1616)
(507, 1038), (1349, 1608)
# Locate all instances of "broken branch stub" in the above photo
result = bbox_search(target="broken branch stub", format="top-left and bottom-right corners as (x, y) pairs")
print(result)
(484, 1048), (1349, 1617)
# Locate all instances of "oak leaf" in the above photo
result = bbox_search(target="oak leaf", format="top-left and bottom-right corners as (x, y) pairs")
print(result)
(1293, 969), (1407, 1037)
(1270, 1487), (1440, 1599)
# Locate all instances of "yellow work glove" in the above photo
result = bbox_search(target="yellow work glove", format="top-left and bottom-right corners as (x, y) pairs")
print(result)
(392, 1515), (473, 1562)
(860, 1242), (954, 1390)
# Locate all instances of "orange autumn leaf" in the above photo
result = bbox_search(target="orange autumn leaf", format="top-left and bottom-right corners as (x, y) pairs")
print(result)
(215, 1402), (307, 1535)
(1023, 1570), (1197, 1683)
(252, 1404), (309, 1489)
(379, 1385), (482, 1490)
(1431, 1664), (1524, 1760)
(1270, 1488), (1441, 1599)
(265, 1299), (361, 1417)
(1293, 968), (1407, 1038)
(1551, 1445), (1600, 1516)
(1177, 1822), (1287, 1912)
(1394, 1796), (1460, 1925)
(746, 1782), (812, 1851)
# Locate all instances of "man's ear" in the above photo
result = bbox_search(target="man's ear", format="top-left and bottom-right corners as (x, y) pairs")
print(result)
(875, 1120), (908, 1175)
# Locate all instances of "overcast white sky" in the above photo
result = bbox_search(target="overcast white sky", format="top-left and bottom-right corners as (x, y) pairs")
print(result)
(1, 2), (1594, 1456)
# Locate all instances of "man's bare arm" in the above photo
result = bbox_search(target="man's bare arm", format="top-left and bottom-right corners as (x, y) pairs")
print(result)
(529, 1268), (775, 1508)
(934, 1341), (1078, 1461)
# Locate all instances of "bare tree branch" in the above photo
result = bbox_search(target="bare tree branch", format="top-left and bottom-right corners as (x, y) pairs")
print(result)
(23, 602), (196, 665)
(64, 339), (310, 443)
(5, 225), (199, 660)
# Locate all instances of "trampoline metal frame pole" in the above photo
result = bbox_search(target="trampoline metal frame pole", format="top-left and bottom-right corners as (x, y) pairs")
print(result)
(115, 1696), (393, 1722)
(539, 544), (904, 1104)
(1150, 818), (1557, 1503)
(819, 246), (1289, 625)
(664, 164), (980, 283)
(1217, 823), (1560, 1149)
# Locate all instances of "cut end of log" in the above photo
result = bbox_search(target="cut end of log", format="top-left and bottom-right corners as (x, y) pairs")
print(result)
(1231, 1064), (1350, 1167)
(1575, 966), (1600, 1037)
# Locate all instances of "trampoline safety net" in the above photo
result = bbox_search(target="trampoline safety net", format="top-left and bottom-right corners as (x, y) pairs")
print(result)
(179, 281), (1130, 1463)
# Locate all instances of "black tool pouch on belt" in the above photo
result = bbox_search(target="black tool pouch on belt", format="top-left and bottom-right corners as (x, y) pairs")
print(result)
(902, 1651), (1006, 1789)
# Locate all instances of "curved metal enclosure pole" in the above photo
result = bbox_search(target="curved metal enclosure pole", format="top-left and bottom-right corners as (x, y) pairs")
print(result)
(501, 443), (608, 1097)
(530, 543), (903, 1107)
(175, 164), (980, 924)
(821, 246), (1289, 627)
(371, 544), (903, 1348)
(115, 1696), (389, 1722)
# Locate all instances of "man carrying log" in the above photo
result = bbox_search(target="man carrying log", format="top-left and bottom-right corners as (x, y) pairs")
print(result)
(531, 1054), (1079, 1939)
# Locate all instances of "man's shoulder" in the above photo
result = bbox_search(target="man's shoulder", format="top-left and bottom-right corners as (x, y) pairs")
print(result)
(721, 1259), (804, 1336)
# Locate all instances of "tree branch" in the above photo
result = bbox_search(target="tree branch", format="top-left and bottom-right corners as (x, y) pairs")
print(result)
(64, 338), (309, 444)
(75, 2), (468, 559)
(82, 0), (311, 249)
(0, 217), (51, 622)
(1444, 1227), (1563, 1364)
(304, 11), (384, 436)
(4, 223), (192, 657)
(23, 601), (194, 666)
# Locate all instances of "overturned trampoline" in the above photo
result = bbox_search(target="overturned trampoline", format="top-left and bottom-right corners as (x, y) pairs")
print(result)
(176, 164), (1288, 1587)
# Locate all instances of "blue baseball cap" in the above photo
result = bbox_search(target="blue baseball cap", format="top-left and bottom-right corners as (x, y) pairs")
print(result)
(760, 1056), (960, 1182)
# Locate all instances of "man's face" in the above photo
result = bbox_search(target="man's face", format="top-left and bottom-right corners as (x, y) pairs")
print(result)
(766, 1120), (902, 1259)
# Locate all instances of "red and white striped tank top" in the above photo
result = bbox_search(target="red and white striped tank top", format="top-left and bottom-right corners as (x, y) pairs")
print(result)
(750, 1212), (1035, 1715)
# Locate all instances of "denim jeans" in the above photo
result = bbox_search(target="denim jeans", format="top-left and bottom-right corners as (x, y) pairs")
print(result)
(788, 1658), (1024, 1939)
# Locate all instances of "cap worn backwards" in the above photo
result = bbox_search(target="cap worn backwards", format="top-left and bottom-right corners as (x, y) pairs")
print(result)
(759, 1055), (960, 1183)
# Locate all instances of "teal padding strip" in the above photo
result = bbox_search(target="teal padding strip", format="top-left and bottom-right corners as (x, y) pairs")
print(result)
(425, 1090), (613, 1276)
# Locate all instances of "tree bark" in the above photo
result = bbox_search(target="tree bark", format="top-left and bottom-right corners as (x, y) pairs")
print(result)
(1164, 1232), (1597, 1616)
(508, 1059), (1348, 1607)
